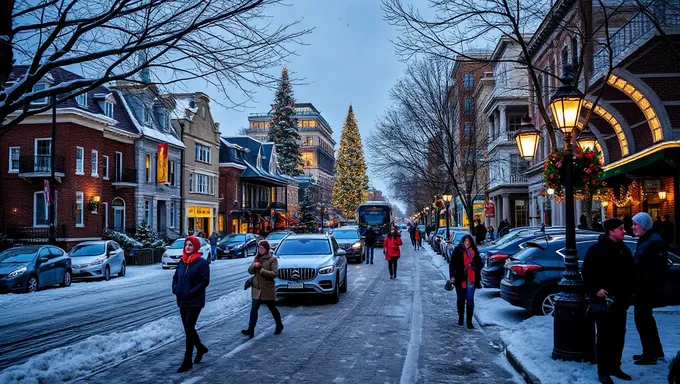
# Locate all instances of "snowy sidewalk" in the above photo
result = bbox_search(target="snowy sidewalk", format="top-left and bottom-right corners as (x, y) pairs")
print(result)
(424, 244), (680, 383)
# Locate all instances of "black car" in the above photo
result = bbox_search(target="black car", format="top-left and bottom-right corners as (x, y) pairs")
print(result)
(500, 234), (680, 316)
(0, 245), (72, 293)
(481, 228), (596, 289)
(216, 233), (262, 259)
(329, 228), (364, 263)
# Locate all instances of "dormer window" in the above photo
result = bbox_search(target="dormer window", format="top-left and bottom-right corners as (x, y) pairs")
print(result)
(32, 83), (48, 105)
(76, 92), (87, 107)
(104, 101), (114, 118)
(143, 108), (152, 124)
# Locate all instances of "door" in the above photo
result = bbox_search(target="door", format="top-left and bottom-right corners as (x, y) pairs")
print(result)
(113, 207), (124, 232)
(48, 247), (67, 282)
(37, 247), (54, 285)
(157, 201), (167, 233)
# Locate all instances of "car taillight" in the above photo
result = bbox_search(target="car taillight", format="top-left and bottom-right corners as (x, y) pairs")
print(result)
(488, 253), (510, 263)
(509, 264), (542, 276)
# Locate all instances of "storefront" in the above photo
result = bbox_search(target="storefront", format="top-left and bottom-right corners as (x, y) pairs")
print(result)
(186, 205), (217, 235)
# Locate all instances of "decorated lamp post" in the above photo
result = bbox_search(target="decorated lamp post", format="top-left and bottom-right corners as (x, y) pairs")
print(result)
(442, 191), (453, 239)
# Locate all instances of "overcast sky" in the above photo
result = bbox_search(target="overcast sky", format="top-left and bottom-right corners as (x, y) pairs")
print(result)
(206, 0), (409, 211)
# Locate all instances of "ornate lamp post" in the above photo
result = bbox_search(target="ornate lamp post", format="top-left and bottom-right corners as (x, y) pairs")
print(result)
(514, 67), (590, 362)
(576, 127), (597, 152)
(442, 191), (453, 239)
(425, 206), (430, 226)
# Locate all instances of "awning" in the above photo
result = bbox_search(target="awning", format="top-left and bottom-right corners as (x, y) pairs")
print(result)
(288, 215), (300, 225)
(275, 212), (287, 223)
(602, 148), (666, 180)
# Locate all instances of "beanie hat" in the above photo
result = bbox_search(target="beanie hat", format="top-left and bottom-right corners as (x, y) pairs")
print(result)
(603, 218), (624, 233)
(632, 212), (653, 231)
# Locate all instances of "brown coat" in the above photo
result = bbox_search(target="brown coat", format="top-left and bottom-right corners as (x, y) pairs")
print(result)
(248, 253), (278, 301)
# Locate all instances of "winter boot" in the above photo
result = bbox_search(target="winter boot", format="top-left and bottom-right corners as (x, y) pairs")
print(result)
(241, 326), (255, 339)
(466, 305), (475, 329)
(275, 323), (284, 335)
(177, 354), (193, 373)
(194, 345), (208, 364)
(457, 299), (465, 326)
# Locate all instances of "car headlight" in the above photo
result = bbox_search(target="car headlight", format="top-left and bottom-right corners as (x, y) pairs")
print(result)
(233, 244), (243, 250)
(318, 265), (335, 274)
(7, 266), (27, 278)
(90, 258), (106, 266)
(351, 242), (362, 249)
(162, 252), (169, 259)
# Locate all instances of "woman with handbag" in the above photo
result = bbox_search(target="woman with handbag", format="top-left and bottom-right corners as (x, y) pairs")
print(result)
(241, 240), (283, 338)
(448, 234), (483, 329)
(582, 218), (635, 384)
(384, 226), (403, 279)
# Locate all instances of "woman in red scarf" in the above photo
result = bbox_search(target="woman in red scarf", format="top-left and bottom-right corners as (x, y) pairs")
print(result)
(172, 236), (210, 372)
(383, 226), (403, 279)
(448, 234), (483, 329)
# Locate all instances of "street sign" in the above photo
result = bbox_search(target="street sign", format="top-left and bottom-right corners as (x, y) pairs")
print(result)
(484, 201), (495, 217)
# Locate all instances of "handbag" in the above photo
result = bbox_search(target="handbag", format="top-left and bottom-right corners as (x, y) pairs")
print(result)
(243, 276), (254, 290)
(588, 295), (613, 313)
(444, 280), (454, 291)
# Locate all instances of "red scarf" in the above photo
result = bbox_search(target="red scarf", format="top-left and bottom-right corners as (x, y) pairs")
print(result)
(181, 236), (203, 265)
(462, 248), (476, 288)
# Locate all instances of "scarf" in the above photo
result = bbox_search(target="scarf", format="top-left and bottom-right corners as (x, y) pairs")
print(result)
(181, 236), (203, 265)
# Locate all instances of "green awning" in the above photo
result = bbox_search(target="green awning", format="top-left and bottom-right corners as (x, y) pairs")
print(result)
(601, 150), (665, 180)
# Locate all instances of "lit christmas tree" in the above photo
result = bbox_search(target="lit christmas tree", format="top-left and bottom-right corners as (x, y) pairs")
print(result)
(332, 105), (369, 218)
(268, 67), (303, 176)
(298, 187), (318, 233)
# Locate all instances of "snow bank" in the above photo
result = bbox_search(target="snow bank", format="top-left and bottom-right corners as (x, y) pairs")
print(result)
(0, 289), (251, 383)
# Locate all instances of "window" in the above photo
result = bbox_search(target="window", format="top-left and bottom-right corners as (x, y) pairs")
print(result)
(210, 176), (215, 195)
(32, 83), (48, 104)
(143, 108), (151, 124)
(8, 147), (19, 173)
(508, 116), (523, 132)
(104, 101), (114, 118)
(35, 138), (51, 172)
(115, 152), (123, 182)
(34, 192), (48, 227)
(464, 98), (474, 114)
(145, 154), (151, 182)
(301, 152), (314, 167)
(169, 161), (175, 186)
(76, 147), (84, 174)
(510, 154), (529, 174)
(561, 46), (570, 74)
(102, 155), (109, 179)
(309, 120), (317, 127)
(76, 92), (87, 107)
(194, 174), (214, 194)
(75, 192), (84, 227)
(169, 202), (176, 228)
(189, 173), (193, 192)
(195, 143), (211, 164)
(464, 123), (473, 138)
(463, 73), (474, 89)
(201, 105), (206, 118)
(144, 200), (151, 224)
(91, 150), (99, 176)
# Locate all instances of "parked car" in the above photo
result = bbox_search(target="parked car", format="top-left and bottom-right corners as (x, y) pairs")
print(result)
(70, 240), (126, 280)
(265, 231), (294, 252)
(216, 233), (262, 259)
(162, 237), (212, 269)
(274, 234), (348, 303)
(499, 234), (680, 316)
(431, 228), (448, 254)
(329, 227), (363, 263)
(0, 245), (72, 293)
(436, 227), (466, 256)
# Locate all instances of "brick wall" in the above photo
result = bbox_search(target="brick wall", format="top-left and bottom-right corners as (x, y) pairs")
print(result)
(219, 166), (242, 234)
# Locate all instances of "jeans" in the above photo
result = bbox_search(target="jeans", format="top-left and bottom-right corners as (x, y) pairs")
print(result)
(179, 307), (204, 361)
(365, 245), (374, 262)
(634, 302), (664, 357)
(594, 308), (627, 375)
(248, 299), (282, 328)
(455, 285), (476, 306)
(388, 257), (399, 277)
(210, 246), (217, 261)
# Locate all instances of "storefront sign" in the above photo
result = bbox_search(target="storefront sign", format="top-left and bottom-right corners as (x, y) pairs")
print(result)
(485, 201), (495, 217)
(644, 180), (661, 194)
(157, 143), (168, 184)
(188, 206), (211, 218)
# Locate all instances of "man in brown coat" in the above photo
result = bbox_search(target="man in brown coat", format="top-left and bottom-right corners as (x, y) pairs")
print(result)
(241, 240), (283, 338)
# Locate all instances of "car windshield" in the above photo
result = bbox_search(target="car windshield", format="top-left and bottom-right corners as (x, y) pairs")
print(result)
(0, 248), (39, 263)
(70, 244), (105, 256)
(277, 239), (331, 256)
(267, 232), (288, 240)
(170, 239), (186, 249)
(331, 230), (358, 239)
(220, 234), (245, 243)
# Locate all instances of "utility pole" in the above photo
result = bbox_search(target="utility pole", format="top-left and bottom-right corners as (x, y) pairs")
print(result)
(48, 100), (57, 245)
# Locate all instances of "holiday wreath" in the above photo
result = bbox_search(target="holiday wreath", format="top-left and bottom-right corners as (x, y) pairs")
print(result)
(542, 146), (605, 200)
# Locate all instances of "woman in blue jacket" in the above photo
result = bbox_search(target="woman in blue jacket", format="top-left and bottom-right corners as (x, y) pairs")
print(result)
(172, 236), (210, 373)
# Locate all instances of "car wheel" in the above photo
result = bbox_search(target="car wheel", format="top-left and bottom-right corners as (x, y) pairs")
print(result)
(60, 271), (72, 287)
(330, 274), (340, 303)
(241, 249), (247, 259)
(534, 289), (559, 316)
(26, 275), (38, 293)
(104, 266), (111, 281)
(119, 262), (126, 277)
(339, 268), (348, 293)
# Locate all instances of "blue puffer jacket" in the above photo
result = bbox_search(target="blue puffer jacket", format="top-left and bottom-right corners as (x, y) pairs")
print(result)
(172, 258), (210, 308)
(634, 230), (667, 305)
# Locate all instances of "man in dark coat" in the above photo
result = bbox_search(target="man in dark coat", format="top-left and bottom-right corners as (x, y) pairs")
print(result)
(582, 218), (635, 384)
(364, 226), (377, 264)
(474, 219), (487, 244)
(631, 212), (667, 365)
(408, 224), (417, 248)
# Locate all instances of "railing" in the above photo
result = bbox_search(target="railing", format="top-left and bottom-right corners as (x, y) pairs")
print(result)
(113, 168), (137, 183)
(19, 155), (65, 174)
(7, 226), (65, 243)
(593, 5), (680, 74)
(490, 174), (528, 187)
(489, 131), (517, 146)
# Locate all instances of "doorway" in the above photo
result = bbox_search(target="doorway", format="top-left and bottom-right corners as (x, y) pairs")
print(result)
(157, 201), (167, 234)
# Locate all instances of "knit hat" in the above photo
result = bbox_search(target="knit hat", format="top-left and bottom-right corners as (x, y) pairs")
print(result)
(603, 218), (624, 233)
(632, 212), (653, 231)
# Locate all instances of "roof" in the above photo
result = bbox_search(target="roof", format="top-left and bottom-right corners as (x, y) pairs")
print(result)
(169, 95), (198, 121)
(114, 89), (185, 148)
(219, 138), (248, 166)
(221, 136), (290, 186)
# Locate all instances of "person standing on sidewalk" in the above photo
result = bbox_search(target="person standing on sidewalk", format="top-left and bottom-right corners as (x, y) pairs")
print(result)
(384, 226), (403, 279)
(241, 240), (283, 338)
(631, 212), (667, 365)
(449, 234), (483, 329)
(474, 219), (487, 245)
(172, 236), (210, 373)
(209, 232), (219, 262)
(364, 226), (377, 264)
(582, 218), (635, 384)
(408, 224), (417, 248)
(414, 228), (422, 250)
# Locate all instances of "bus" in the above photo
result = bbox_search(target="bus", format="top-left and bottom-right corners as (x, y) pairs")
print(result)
(356, 202), (394, 247)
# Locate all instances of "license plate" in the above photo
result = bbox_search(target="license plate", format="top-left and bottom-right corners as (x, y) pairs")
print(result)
(287, 281), (304, 289)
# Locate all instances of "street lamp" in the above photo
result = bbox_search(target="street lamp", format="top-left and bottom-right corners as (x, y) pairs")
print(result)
(515, 66), (590, 362)
(442, 191), (453, 239)
(425, 206), (430, 226)
(576, 127), (598, 152)
(514, 115), (541, 160)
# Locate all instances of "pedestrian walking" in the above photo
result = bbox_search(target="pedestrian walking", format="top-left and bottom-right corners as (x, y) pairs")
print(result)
(241, 240), (283, 338)
(449, 234), (483, 329)
(582, 218), (635, 384)
(663, 214), (675, 248)
(209, 232), (219, 262)
(578, 213), (590, 230)
(171, 236), (210, 373)
(408, 225), (417, 248)
(474, 219), (487, 245)
(384, 226), (403, 279)
(415, 228), (422, 250)
(364, 226), (377, 264)
(631, 212), (667, 365)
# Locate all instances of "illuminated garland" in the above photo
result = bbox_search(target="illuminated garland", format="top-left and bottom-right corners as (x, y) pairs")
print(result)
(542, 146), (605, 200)
(594, 181), (642, 207)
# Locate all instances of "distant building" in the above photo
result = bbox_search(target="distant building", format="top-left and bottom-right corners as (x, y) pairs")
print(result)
(368, 187), (385, 201)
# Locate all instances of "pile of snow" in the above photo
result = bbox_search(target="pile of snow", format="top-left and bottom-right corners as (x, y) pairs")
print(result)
(0, 289), (251, 383)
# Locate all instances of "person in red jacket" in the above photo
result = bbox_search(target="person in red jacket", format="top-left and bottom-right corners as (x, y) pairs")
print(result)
(384, 226), (403, 279)
(414, 229), (421, 250)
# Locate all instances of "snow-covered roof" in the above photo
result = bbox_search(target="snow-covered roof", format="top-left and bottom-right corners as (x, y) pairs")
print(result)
(170, 96), (197, 121)
(114, 90), (185, 148)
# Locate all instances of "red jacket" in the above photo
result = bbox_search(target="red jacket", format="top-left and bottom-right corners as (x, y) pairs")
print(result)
(383, 234), (403, 260)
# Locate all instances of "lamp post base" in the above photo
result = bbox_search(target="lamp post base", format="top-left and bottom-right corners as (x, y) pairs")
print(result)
(551, 292), (593, 362)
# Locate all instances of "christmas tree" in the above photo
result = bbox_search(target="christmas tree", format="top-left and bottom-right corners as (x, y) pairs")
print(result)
(298, 187), (318, 233)
(268, 67), (303, 176)
(332, 105), (369, 218)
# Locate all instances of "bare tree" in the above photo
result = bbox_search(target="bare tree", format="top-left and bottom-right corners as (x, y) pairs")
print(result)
(1, 0), (311, 134)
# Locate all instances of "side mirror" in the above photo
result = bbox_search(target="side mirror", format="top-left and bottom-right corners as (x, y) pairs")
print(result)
(108, 251), (116, 257)
(39, 256), (48, 263)
(337, 249), (347, 257)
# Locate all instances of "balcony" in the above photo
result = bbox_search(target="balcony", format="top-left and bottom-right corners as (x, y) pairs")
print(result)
(18, 155), (65, 178)
(489, 173), (529, 190)
(488, 131), (518, 150)
(112, 168), (137, 188)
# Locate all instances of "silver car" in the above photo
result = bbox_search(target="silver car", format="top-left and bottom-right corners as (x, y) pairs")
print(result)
(274, 234), (348, 303)
(70, 240), (126, 281)
(162, 237), (212, 269)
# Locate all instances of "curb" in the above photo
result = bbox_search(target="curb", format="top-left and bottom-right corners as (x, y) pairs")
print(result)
(504, 345), (542, 384)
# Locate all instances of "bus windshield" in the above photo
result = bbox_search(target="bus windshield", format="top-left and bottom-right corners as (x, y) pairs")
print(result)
(357, 205), (392, 234)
